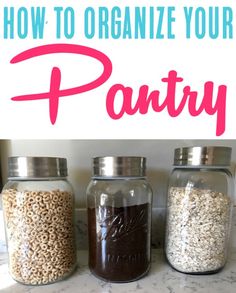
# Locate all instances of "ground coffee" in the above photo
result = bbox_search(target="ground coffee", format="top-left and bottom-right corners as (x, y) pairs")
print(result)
(88, 203), (150, 282)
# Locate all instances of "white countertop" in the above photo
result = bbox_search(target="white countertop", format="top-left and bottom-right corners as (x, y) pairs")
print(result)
(0, 250), (236, 293)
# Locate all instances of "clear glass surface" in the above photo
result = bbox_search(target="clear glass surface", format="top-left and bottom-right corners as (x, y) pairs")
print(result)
(1, 178), (77, 285)
(165, 167), (234, 274)
(87, 177), (152, 282)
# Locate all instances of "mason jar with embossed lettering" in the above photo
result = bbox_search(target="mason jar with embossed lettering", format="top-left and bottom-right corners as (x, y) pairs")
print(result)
(87, 156), (153, 282)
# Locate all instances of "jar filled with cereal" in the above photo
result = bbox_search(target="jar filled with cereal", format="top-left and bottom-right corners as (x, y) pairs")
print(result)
(1, 157), (77, 285)
(165, 146), (234, 274)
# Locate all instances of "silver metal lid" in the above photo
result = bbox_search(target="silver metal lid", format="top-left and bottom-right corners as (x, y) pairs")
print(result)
(8, 157), (68, 178)
(93, 156), (146, 177)
(174, 146), (232, 166)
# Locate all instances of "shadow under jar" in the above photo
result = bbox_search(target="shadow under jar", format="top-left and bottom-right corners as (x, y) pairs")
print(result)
(1, 157), (77, 285)
(165, 146), (234, 275)
(87, 156), (153, 282)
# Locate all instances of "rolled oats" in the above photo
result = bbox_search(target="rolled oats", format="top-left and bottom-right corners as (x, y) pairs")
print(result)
(165, 187), (232, 273)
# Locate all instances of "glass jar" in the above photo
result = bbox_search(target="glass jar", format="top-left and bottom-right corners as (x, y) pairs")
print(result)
(87, 156), (153, 282)
(1, 157), (77, 285)
(165, 146), (234, 274)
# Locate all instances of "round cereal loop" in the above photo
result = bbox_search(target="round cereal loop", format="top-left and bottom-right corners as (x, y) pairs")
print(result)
(35, 195), (42, 202)
(41, 233), (49, 243)
(2, 188), (76, 285)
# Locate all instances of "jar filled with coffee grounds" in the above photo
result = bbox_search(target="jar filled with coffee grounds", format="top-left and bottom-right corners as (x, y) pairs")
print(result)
(1, 157), (77, 285)
(87, 156), (153, 282)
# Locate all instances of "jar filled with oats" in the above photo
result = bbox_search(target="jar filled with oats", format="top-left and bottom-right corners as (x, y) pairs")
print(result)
(165, 146), (234, 274)
(87, 157), (153, 282)
(1, 157), (77, 285)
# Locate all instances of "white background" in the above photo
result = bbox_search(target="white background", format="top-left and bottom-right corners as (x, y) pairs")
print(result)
(0, 1), (235, 138)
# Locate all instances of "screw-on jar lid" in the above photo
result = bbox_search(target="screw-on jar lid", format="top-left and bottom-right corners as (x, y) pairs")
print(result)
(174, 146), (232, 167)
(93, 156), (146, 177)
(8, 157), (68, 178)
